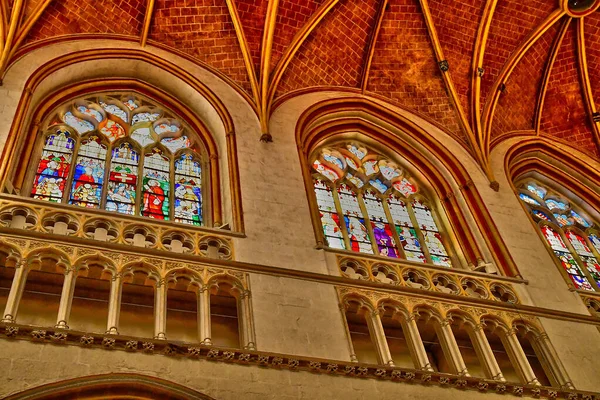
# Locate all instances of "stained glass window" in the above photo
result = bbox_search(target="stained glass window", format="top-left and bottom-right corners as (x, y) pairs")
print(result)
(311, 142), (452, 266)
(518, 180), (600, 291)
(30, 93), (206, 226)
(31, 129), (74, 202)
(107, 142), (138, 215)
(142, 149), (170, 220)
(174, 153), (203, 225)
(69, 136), (106, 208)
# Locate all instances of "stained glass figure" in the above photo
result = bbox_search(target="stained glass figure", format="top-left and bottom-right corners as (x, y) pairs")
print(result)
(546, 199), (568, 211)
(132, 112), (161, 125)
(571, 210), (591, 227)
(100, 102), (128, 122)
(387, 195), (426, 263)
(364, 189), (398, 257)
(413, 199), (451, 267)
(31, 130), (74, 202)
(519, 180), (600, 292)
(313, 179), (345, 250)
(63, 111), (94, 134)
(162, 136), (192, 153)
(69, 136), (106, 208)
(77, 105), (103, 122)
(338, 183), (373, 254)
(155, 122), (179, 135)
(30, 94), (207, 227)
(526, 184), (546, 200)
(541, 226), (593, 291)
(566, 231), (600, 288)
(141, 149), (170, 220)
(100, 120), (126, 142)
(532, 210), (551, 221)
(313, 160), (340, 182)
(131, 127), (156, 148)
(107, 142), (138, 215)
(393, 178), (417, 197)
(311, 142), (453, 266)
(174, 154), (202, 225)
(124, 99), (139, 110)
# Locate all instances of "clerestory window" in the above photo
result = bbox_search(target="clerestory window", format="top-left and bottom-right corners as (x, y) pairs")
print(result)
(28, 93), (206, 226)
(517, 180), (600, 291)
(311, 142), (452, 267)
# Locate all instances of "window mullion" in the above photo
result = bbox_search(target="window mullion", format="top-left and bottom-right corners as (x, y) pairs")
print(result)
(563, 228), (600, 292)
(356, 189), (379, 255)
(406, 198), (433, 263)
(169, 154), (175, 222)
(331, 183), (352, 251)
(99, 142), (112, 210)
(382, 194), (408, 260)
(62, 135), (83, 204)
(136, 151), (146, 217)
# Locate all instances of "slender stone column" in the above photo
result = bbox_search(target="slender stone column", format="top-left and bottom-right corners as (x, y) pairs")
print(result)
(154, 279), (167, 340)
(1, 260), (27, 323)
(471, 324), (505, 381)
(503, 328), (541, 386)
(55, 267), (77, 329)
(402, 314), (434, 371)
(532, 332), (574, 389)
(368, 309), (394, 366)
(238, 290), (256, 350)
(198, 285), (212, 345)
(105, 273), (122, 334)
(340, 305), (358, 362)
(438, 318), (470, 376)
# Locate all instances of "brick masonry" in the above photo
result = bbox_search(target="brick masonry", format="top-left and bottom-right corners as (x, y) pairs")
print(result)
(271, 0), (323, 74)
(428, 0), (485, 124)
(149, 0), (252, 94)
(25, 0), (147, 43)
(491, 21), (559, 139)
(480, 0), (556, 111)
(540, 23), (598, 157)
(367, 0), (465, 143)
(236, 0), (268, 78)
(276, 0), (378, 95)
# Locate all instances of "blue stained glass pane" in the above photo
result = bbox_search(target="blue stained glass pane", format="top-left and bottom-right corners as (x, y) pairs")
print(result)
(526, 184), (546, 199)
(546, 199), (569, 211)
(519, 193), (540, 206)
(77, 105), (103, 122)
(570, 210), (591, 227)
(532, 210), (551, 221)
(553, 214), (573, 227)
(174, 154), (202, 225)
(69, 137), (107, 208)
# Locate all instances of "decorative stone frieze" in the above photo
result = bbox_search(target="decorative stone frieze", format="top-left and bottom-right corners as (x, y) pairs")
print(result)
(337, 255), (520, 304)
(0, 195), (235, 260)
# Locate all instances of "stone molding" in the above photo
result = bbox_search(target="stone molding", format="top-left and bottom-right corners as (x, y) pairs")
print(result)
(0, 323), (596, 400)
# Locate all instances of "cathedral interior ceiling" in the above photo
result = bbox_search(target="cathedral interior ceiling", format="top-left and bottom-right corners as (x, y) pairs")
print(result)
(5, 0), (600, 179)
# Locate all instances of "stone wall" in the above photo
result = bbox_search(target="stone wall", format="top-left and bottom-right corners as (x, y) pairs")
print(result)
(0, 39), (599, 398)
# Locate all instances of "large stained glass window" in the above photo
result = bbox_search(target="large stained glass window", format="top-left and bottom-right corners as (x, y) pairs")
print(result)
(518, 180), (600, 291)
(311, 143), (453, 267)
(29, 93), (206, 226)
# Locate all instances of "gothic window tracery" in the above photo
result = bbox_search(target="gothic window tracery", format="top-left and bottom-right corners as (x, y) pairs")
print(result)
(517, 180), (600, 291)
(29, 94), (206, 226)
(311, 143), (452, 267)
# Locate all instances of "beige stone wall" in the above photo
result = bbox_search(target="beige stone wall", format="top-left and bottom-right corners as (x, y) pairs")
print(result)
(0, 39), (599, 397)
(0, 340), (511, 400)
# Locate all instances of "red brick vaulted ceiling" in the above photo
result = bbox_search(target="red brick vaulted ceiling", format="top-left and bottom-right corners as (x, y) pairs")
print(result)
(13, 0), (600, 160)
